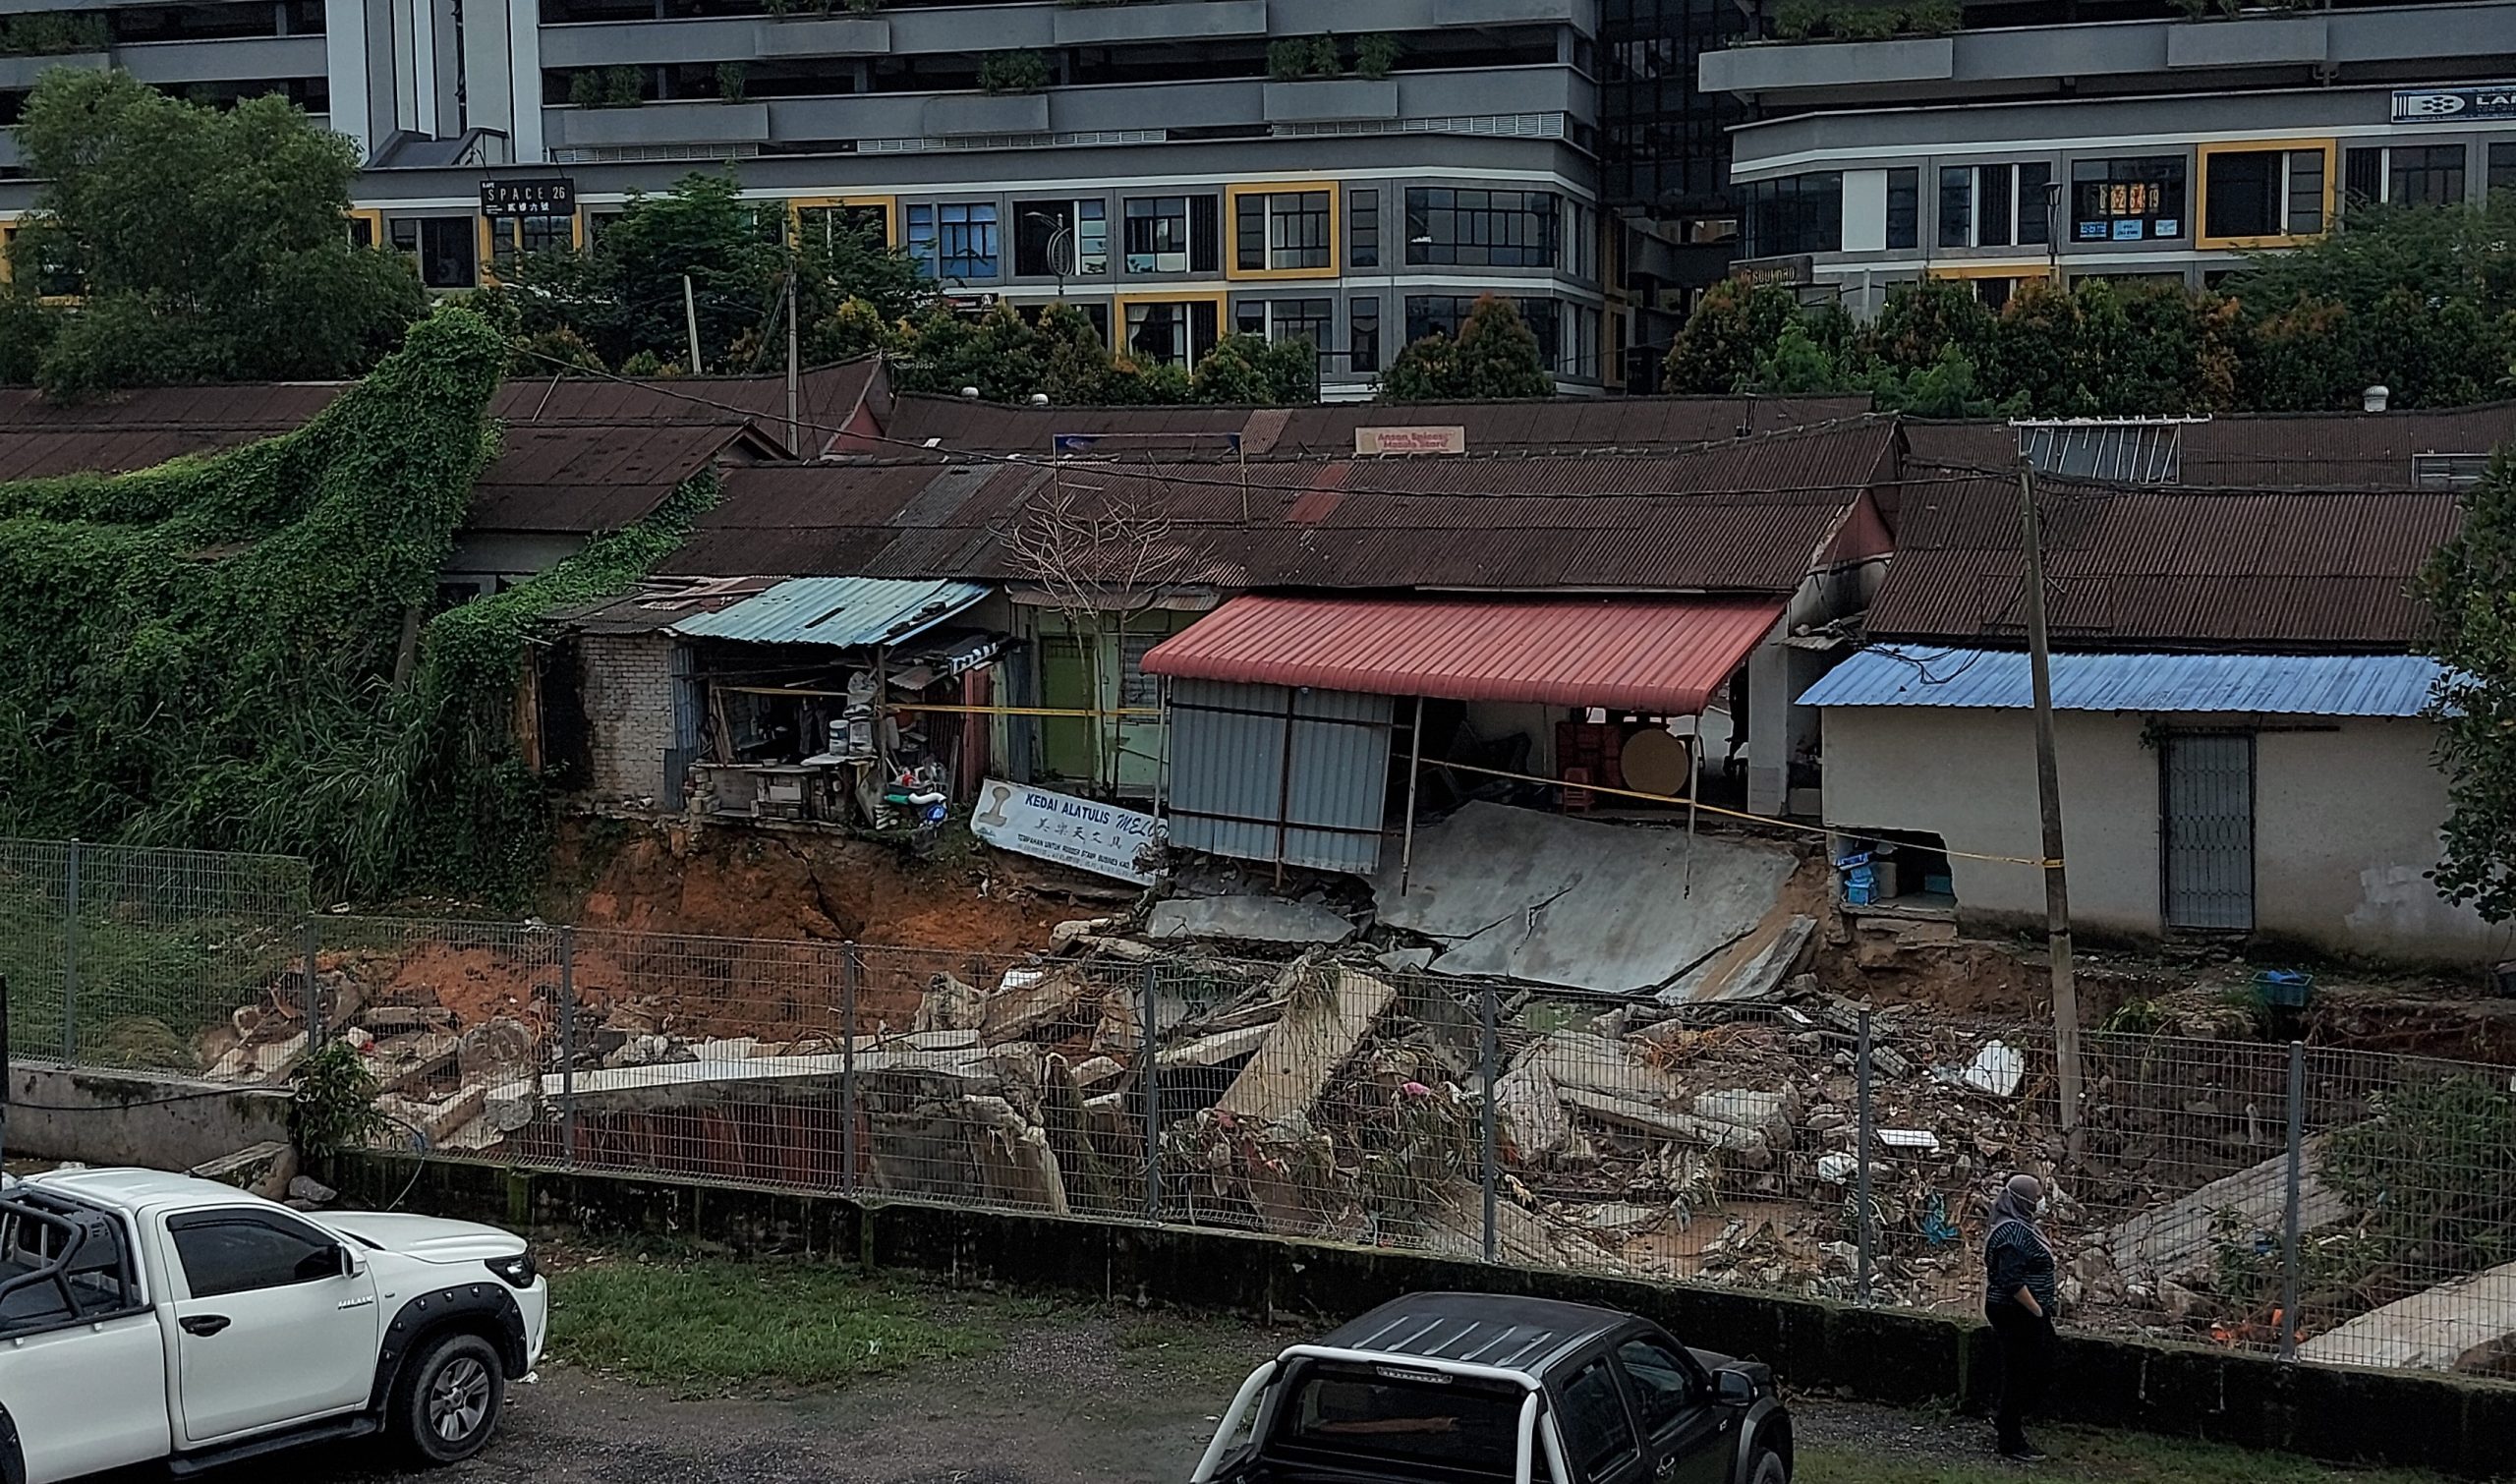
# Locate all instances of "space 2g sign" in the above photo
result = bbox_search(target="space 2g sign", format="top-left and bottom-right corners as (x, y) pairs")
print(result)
(969, 779), (1164, 885)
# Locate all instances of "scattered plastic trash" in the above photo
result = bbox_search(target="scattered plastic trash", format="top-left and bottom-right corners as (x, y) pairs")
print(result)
(1962, 1040), (2026, 1098)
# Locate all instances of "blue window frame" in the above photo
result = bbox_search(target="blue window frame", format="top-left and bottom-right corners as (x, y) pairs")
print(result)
(906, 201), (1001, 280)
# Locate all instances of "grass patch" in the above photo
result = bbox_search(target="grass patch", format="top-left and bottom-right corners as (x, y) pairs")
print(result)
(548, 1254), (1004, 1396)
(1801, 1428), (2453, 1484)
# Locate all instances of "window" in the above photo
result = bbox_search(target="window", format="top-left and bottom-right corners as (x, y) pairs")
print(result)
(1617, 1339), (1701, 1436)
(1013, 200), (1109, 278)
(2071, 156), (2185, 242)
(1122, 195), (1219, 274)
(2202, 147), (2328, 241)
(1234, 188), (1332, 273)
(1233, 297), (1333, 354)
(1348, 189), (1379, 268)
(389, 215), (478, 289)
(1558, 1359), (1639, 1478)
(2345, 146), (2382, 206)
(2017, 161), (2053, 246)
(798, 202), (889, 253)
(345, 213), (376, 249)
(1886, 168), (1918, 251)
(2342, 144), (2470, 208)
(1937, 166), (1972, 249)
(1123, 298), (1218, 368)
(1739, 172), (1841, 257)
(1403, 188), (1561, 267)
(1404, 295), (1560, 370)
(2390, 144), (2467, 206)
(1281, 1369), (1522, 1469)
(1350, 295), (1380, 373)
(906, 201), (1000, 280)
(2492, 143), (2516, 196)
(167, 1210), (342, 1299)
(1940, 162), (2050, 249)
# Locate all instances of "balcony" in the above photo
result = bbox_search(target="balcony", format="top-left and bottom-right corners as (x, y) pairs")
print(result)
(1700, 0), (2516, 101)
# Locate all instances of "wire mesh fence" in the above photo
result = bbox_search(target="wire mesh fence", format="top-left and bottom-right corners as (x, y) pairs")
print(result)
(5, 837), (2515, 1386)
(0, 838), (312, 1078)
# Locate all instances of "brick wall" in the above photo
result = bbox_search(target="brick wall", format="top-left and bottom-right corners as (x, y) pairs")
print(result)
(580, 634), (679, 803)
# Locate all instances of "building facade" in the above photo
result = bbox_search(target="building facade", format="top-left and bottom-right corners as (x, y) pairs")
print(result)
(1698, 0), (2516, 312)
(0, 0), (1633, 395)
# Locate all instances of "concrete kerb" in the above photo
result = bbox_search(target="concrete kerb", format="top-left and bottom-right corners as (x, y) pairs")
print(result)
(332, 1152), (2516, 1479)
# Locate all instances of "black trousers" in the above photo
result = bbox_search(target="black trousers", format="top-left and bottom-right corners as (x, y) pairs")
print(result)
(1988, 1302), (2055, 1449)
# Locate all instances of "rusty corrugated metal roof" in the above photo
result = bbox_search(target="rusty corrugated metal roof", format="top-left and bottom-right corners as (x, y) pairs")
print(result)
(660, 425), (1896, 593)
(882, 393), (1876, 458)
(1142, 594), (1784, 712)
(1904, 403), (2516, 488)
(467, 423), (774, 534)
(1865, 473), (2463, 650)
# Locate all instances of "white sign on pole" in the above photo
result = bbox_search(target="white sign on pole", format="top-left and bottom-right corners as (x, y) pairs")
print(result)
(968, 778), (1163, 885)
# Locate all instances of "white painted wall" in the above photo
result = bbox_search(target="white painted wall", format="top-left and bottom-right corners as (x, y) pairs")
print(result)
(1842, 168), (1889, 254)
(1817, 707), (2507, 964)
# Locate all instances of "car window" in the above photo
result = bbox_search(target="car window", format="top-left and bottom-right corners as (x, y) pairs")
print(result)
(1557, 1358), (1638, 1479)
(1280, 1368), (1521, 1469)
(1616, 1339), (1699, 1435)
(167, 1210), (341, 1299)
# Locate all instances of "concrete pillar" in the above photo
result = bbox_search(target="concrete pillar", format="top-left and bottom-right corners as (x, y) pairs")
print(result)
(1745, 629), (1790, 819)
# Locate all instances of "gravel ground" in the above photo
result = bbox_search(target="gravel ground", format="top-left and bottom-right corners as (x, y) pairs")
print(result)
(153, 1316), (2014, 1484)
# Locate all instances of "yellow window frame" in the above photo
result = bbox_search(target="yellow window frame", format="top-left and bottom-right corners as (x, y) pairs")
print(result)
(792, 196), (898, 251)
(1113, 290), (1229, 369)
(2196, 140), (2336, 251)
(345, 207), (385, 250)
(478, 211), (587, 285)
(1224, 181), (1341, 282)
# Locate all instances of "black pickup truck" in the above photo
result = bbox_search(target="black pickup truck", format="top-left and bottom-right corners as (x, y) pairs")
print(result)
(1189, 1294), (1791, 1484)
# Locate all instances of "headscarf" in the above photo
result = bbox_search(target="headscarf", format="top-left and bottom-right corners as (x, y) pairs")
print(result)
(1988, 1172), (2053, 1255)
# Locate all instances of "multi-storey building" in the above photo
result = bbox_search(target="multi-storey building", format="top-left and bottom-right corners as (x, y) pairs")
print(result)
(0, 0), (1651, 396)
(1699, 0), (2516, 313)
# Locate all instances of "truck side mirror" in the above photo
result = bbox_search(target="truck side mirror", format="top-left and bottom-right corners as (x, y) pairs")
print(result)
(339, 1244), (368, 1279)
(1714, 1370), (1756, 1406)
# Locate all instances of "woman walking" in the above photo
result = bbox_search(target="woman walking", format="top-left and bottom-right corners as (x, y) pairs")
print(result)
(1984, 1172), (2058, 1461)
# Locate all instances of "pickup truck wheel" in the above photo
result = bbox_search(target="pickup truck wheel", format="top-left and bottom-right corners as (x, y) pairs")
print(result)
(392, 1332), (506, 1464)
(1746, 1448), (1789, 1484)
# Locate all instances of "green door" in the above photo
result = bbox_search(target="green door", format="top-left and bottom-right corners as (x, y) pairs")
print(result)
(1038, 634), (1097, 781)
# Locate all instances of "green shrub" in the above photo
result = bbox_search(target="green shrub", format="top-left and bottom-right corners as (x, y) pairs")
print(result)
(977, 49), (1050, 94)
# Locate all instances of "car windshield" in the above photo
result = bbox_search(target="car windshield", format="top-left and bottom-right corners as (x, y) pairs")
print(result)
(1278, 1364), (1525, 1474)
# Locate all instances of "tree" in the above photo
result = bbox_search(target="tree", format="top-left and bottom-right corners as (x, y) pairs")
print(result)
(1190, 331), (1318, 404)
(8, 69), (425, 396)
(1380, 295), (1552, 401)
(2417, 453), (2516, 924)
(1666, 279), (1805, 394)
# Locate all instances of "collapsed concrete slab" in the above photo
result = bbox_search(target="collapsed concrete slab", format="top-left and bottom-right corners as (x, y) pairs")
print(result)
(1147, 895), (1356, 945)
(1368, 802), (1794, 995)
(1218, 968), (1398, 1123)
(2106, 1137), (2345, 1282)
(2297, 1260), (2516, 1372)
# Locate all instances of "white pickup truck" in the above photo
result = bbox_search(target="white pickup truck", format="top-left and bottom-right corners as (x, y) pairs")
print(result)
(0, 1168), (547, 1484)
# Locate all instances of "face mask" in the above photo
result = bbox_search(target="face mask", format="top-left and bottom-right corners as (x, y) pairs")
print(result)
(2035, 1196), (2051, 1218)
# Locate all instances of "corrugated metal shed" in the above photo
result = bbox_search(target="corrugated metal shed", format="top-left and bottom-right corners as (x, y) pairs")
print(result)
(1166, 678), (1393, 874)
(467, 423), (772, 534)
(1798, 646), (2446, 717)
(671, 576), (989, 647)
(1866, 473), (2461, 649)
(1144, 596), (1783, 713)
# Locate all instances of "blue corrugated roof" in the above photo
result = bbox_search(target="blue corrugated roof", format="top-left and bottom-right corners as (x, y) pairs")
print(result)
(671, 577), (989, 648)
(1799, 646), (2445, 717)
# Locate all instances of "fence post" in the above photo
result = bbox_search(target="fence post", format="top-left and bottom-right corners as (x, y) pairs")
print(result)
(2280, 1039), (2305, 1363)
(1141, 961), (1162, 1225)
(558, 927), (578, 1171)
(1478, 979), (1500, 1265)
(840, 942), (860, 1197)
(1856, 1007), (1875, 1305)
(302, 917), (322, 1051)
(61, 839), (80, 1064)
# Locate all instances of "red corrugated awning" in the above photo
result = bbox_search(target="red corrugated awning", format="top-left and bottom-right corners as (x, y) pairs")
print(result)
(1142, 595), (1784, 713)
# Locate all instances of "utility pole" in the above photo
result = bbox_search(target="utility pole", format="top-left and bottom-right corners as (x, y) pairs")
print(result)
(785, 266), (802, 456)
(2018, 459), (2084, 1147)
(682, 274), (704, 374)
